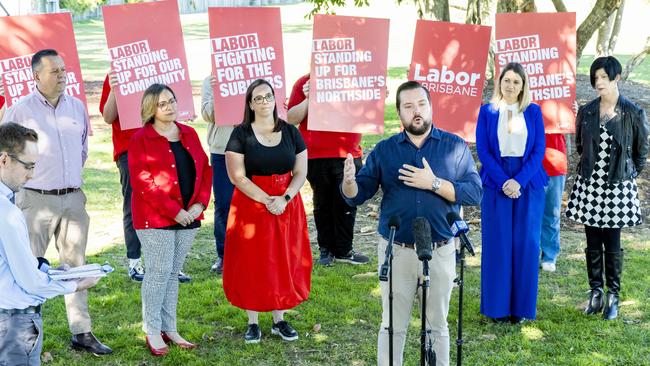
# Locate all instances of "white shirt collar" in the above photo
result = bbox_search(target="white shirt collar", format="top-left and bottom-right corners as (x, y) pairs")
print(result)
(0, 181), (13, 201)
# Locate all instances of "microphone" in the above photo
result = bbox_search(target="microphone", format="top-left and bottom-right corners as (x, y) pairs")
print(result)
(379, 215), (401, 281)
(446, 211), (475, 256)
(412, 217), (432, 261)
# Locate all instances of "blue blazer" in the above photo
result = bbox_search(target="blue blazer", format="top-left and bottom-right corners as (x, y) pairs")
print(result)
(475, 102), (548, 190)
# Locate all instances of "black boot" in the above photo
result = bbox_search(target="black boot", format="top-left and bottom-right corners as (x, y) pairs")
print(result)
(584, 249), (604, 315)
(603, 250), (623, 320)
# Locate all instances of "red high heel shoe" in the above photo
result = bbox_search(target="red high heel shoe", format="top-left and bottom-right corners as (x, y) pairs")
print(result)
(146, 336), (169, 356)
(161, 331), (198, 349)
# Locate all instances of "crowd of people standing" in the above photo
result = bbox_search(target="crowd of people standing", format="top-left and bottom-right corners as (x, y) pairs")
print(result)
(0, 49), (648, 366)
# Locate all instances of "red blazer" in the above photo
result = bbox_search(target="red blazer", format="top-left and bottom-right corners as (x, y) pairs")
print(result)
(128, 122), (212, 230)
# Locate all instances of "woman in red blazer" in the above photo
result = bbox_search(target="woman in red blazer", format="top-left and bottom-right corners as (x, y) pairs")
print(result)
(128, 84), (211, 356)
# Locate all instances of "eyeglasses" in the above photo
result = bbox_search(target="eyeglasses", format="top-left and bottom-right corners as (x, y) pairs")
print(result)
(157, 98), (177, 110)
(7, 153), (36, 170)
(252, 93), (275, 105)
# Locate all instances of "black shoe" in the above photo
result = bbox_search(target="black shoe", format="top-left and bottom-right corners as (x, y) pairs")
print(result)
(178, 271), (191, 283)
(602, 292), (619, 320)
(71, 332), (113, 355)
(490, 316), (510, 324)
(317, 248), (334, 266)
(584, 288), (605, 315)
(510, 316), (526, 324)
(244, 324), (261, 344)
(271, 320), (298, 341)
(128, 264), (145, 282)
(335, 250), (370, 265)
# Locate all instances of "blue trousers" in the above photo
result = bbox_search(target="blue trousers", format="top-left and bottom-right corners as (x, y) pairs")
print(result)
(480, 158), (545, 320)
(540, 175), (566, 264)
(211, 154), (234, 259)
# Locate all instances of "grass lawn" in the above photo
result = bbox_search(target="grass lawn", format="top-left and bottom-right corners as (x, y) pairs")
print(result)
(29, 11), (650, 366)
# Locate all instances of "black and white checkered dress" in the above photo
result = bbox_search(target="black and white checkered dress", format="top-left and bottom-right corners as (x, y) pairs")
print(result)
(566, 121), (642, 228)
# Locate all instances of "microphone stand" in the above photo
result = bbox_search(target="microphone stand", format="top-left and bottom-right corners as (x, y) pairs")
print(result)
(456, 244), (467, 366)
(419, 260), (436, 366)
(386, 228), (396, 366)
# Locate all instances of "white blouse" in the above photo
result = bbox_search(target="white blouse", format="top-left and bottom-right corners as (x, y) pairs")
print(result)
(497, 102), (527, 157)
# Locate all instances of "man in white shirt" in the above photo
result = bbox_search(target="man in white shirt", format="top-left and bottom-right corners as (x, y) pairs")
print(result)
(0, 122), (101, 365)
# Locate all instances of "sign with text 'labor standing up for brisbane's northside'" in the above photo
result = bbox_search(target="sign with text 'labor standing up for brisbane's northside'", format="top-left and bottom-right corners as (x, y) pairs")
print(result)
(308, 14), (389, 134)
(103, 0), (194, 130)
(209, 7), (286, 125)
(495, 12), (576, 133)
(0, 13), (87, 108)
(409, 20), (491, 142)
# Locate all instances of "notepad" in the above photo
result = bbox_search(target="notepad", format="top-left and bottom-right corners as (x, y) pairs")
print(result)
(48, 263), (114, 280)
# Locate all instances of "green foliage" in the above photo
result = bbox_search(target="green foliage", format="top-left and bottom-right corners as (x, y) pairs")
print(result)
(60, 0), (107, 14)
(305, 0), (370, 18)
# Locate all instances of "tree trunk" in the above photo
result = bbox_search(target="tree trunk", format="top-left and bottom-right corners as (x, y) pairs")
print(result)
(551, 0), (567, 12)
(622, 36), (650, 81)
(576, 0), (622, 61)
(596, 13), (615, 56)
(607, 0), (625, 55)
(497, 0), (518, 13)
(432, 0), (450, 21)
(466, 0), (481, 24)
(518, 0), (536, 12)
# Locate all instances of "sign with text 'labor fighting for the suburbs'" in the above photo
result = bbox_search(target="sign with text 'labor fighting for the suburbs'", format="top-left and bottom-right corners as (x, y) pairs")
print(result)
(308, 14), (389, 134)
(0, 13), (86, 108)
(103, 0), (194, 130)
(495, 12), (576, 133)
(209, 7), (286, 125)
(408, 20), (491, 142)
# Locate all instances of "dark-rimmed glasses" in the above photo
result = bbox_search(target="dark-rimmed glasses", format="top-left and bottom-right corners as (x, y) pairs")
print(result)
(7, 153), (36, 170)
(252, 94), (275, 105)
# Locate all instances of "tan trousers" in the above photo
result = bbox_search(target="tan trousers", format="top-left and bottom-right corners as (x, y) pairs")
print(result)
(376, 236), (456, 366)
(16, 188), (91, 335)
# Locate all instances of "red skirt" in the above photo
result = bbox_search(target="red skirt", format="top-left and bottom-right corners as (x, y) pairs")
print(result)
(223, 173), (312, 312)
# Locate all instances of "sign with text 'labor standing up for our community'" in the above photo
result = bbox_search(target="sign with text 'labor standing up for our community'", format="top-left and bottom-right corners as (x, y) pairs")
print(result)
(409, 20), (491, 142)
(308, 14), (389, 134)
(103, 0), (194, 130)
(0, 13), (86, 108)
(495, 12), (576, 133)
(208, 7), (286, 125)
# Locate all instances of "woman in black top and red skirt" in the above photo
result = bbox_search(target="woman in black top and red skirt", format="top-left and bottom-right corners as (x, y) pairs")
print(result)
(224, 79), (312, 343)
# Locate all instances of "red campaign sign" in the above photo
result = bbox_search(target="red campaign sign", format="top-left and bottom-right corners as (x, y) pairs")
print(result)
(495, 12), (576, 134)
(408, 20), (491, 142)
(209, 7), (286, 125)
(103, 0), (194, 130)
(0, 13), (87, 108)
(308, 14), (389, 134)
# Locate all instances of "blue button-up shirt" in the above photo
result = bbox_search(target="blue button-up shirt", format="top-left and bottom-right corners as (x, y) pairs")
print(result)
(0, 182), (76, 309)
(343, 128), (482, 243)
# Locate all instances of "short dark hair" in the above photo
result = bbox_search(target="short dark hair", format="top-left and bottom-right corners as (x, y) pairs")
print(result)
(0, 123), (39, 155)
(241, 79), (282, 132)
(396, 81), (431, 111)
(589, 56), (622, 88)
(31, 49), (59, 72)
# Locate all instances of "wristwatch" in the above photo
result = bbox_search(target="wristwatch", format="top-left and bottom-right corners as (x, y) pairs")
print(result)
(431, 177), (442, 192)
(284, 194), (291, 202)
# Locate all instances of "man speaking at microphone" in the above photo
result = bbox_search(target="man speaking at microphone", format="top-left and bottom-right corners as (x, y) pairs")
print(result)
(341, 81), (482, 366)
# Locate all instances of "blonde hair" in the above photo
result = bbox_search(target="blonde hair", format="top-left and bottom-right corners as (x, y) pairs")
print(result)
(140, 83), (176, 125)
(491, 62), (531, 113)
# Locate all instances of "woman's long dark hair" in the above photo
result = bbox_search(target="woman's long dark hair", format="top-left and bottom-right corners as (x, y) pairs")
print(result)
(241, 79), (282, 132)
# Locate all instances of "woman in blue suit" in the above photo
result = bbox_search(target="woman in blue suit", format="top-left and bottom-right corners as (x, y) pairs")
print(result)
(476, 62), (547, 323)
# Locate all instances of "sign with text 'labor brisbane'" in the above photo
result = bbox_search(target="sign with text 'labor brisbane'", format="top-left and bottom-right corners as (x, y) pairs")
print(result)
(308, 14), (389, 134)
(0, 13), (86, 108)
(408, 20), (491, 142)
(103, 0), (194, 130)
(208, 7), (286, 125)
(495, 12), (576, 133)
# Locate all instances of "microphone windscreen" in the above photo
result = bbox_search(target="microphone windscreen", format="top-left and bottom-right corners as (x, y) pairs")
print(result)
(446, 211), (462, 226)
(412, 217), (432, 260)
(388, 215), (401, 230)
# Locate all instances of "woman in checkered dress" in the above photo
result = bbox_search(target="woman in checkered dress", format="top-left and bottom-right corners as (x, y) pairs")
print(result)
(566, 56), (649, 320)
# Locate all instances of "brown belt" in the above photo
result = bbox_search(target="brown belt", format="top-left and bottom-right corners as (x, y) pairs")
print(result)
(392, 239), (451, 250)
(25, 187), (79, 196)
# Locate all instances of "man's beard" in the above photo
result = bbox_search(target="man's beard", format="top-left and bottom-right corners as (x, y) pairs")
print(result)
(404, 117), (431, 136)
